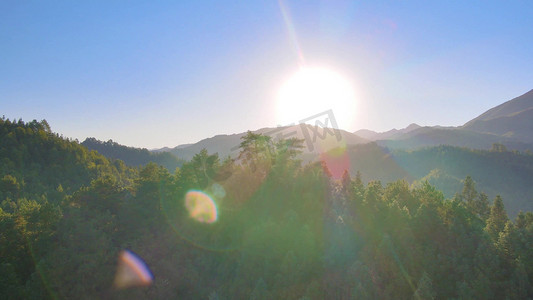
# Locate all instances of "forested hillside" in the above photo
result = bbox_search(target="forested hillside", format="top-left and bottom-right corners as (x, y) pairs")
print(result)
(376, 126), (533, 151)
(394, 144), (533, 216)
(343, 142), (533, 217)
(0, 118), (135, 198)
(82, 138), (184, 171)
(1, 120), (532, 299)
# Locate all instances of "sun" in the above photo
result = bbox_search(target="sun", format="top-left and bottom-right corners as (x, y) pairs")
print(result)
(276, 67), (357, 129)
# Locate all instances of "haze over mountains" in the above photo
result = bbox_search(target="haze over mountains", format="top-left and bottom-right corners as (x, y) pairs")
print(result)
(355, 123), (422, 141)
(4, 90), (532, 298)
(463, 89), (533, 144)
(357, 89), (533, 150)
(157, 125), (368, 161)
(342, 142), (533, 217)
(154, 89), (533, 156)
(83, 89), (533, 216)
(81, 138), (185, 171)
(3, 108), (532, 299)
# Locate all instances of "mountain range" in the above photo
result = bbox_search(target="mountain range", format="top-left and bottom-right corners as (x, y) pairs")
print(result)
(463, 89), (533, 144)
(157, 89), (533, 157)
(151, 125), (368, 161)
(358, 89), (533, 150)
(81, 138), (185, 171)
(84, 89), (533, 216)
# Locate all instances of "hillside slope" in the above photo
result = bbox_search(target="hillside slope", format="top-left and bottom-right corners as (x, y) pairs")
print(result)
(166, 124), (369, 161)
(465, 89), (533, 124)
(0, 118), (133, 199)
(343, 143), (533, 216)
(376, 127), (533, 151)
(351, 90), (533, 151)
(462, 90), (533, 143)
(355, 123), (421, 141)
(82, 138), (184, 171)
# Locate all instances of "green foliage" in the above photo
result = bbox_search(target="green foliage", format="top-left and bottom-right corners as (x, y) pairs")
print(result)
(491, 142), (509, 152)
(0, 118), (134, 202)
(475, 192), (491, 220)
(238, 131), (275, 173)
(461, 175), (477, 207)
(1, 119), (532, 299)
(486, 195), (509, 241)
(391, 145), (533, 217)
(82, 137), (185, 172)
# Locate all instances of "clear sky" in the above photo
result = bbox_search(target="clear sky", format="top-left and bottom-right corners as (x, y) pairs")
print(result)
(1, 1), (532, 149)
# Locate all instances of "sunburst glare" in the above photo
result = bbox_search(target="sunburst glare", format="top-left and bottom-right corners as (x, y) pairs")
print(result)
(277, 67), (357, 129)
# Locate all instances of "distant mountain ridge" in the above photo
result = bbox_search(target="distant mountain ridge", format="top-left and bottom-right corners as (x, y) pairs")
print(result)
(150, 89), (533, 157)
(161, 124), (369, 161)
(142, 89), (533, 216)
(355, 123), (421, 141)
(376, 126), (533, 151)
(463, 89), (533, 143)
(354, 89), (533, 151)
(465, 89), (533, 123)
(82, 138), (184, 171)
(342, 143), (533, 217)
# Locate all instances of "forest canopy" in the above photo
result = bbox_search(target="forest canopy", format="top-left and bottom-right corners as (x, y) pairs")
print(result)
(0, 119), (532, 299)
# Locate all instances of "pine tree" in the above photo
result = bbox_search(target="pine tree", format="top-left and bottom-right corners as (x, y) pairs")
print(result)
(475, 192), (491, 221)
(461, 176), (477, 211)
(497, 221), (517, 260)
(238, 131), (274, 173)
(320, 160), (332, 178)
(485, 195), (509, 241)
(510, 259), (530, 299)
(354, 170), (363, 190)
(341, 169), (352, 196)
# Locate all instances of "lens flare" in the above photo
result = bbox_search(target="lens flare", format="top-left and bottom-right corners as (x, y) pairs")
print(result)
(321, 145), (350, 179)
(185, 190), (218, 223)
(278, 0), (305, 65)
(160, 185), (242, 251)
(113, 250), (153, 289)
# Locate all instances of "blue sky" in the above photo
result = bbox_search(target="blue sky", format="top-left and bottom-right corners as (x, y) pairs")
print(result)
(1, 1), (532, 148)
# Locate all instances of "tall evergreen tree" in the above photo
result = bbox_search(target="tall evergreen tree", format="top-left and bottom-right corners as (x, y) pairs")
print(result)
(486, 195), (509, 241)
(354, 170), (364, 190)
(461, 175), (477, 211)
(341, 169), (352, 196)
(475, 192), (491, 220)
